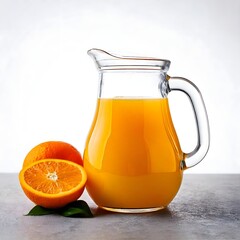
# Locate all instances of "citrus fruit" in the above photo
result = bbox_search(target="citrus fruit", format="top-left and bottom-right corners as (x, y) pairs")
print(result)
(22, 141), (83, 168)
(19, 159), (87, 209)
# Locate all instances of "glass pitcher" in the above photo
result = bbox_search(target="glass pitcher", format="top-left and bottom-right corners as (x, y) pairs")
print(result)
(83, 48), (210, 213)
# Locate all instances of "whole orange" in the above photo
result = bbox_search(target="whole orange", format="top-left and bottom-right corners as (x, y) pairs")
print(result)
(22, 141), (83, 168)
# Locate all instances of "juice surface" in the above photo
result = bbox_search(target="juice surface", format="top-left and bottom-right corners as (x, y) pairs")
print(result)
(84, 98), (184, 209)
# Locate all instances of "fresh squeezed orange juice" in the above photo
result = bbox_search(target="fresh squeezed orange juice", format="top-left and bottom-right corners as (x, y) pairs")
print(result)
(84, 98), (184, 210)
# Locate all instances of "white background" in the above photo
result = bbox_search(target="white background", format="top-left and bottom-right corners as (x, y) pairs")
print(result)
(0, 0), (239, 173)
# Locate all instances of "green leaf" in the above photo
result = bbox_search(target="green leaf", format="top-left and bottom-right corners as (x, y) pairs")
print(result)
(58, 200), (94, 218)
(58, 207), (90, 217)
(26, 205), (56, 216)
(25, 200), (93, 218)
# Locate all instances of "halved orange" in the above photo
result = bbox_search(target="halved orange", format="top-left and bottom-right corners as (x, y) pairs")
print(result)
(19, 159), (87, 209)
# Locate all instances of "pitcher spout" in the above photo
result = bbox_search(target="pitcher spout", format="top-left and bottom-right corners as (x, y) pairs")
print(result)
(87, 48), (118, 70)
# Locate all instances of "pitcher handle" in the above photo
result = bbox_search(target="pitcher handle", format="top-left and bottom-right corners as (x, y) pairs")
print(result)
(168, 76), (210, 170)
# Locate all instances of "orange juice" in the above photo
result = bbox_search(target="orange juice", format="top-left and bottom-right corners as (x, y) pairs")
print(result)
(84, 98), (184, 210)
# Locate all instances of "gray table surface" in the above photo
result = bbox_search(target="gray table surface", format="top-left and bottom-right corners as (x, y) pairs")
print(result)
(0, 174), (239, 240)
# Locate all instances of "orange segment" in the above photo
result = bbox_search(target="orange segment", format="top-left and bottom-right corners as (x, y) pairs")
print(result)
(19, 159), (87, 209)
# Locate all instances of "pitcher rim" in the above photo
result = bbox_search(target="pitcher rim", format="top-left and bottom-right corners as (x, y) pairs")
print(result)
(88, 48), (171, 71)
